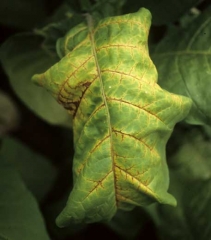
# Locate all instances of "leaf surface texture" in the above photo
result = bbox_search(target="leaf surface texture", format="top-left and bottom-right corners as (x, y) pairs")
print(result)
(33, 8), (191, 226)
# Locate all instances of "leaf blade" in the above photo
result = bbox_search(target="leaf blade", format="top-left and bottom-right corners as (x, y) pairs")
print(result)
(1, 137), (57, 202)
(147, 127), (211, 240)
(152, 8), (211, 126)
(0, 155), (50, 240)
(33, 8), (192, 226)
(0, 33), (72, 127)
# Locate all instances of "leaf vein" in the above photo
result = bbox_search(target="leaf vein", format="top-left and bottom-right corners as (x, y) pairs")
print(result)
(187, 17), (211, 50)
(94, 20), (147, 35)
(87, 14), (118, 206)
(107, 97), (167, 126)
(77, 135), (110, 174)
(83, 170), (113, 201)
(57, 55), (94, 103)
(115, 165), (159, 202)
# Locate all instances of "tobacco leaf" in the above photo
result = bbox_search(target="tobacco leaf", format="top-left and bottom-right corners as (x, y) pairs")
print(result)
(33, 8), (191, 226)
(0, 156), (50, 240)
(0, 33), (71, 127)
(152, 8), (211, 126)
(147, 128), (211, 240)
(1, 137), (57, 202)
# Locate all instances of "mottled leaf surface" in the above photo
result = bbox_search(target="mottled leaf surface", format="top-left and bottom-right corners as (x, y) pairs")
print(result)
(33, 8), (191, 226)
(152, 8), (211, 125)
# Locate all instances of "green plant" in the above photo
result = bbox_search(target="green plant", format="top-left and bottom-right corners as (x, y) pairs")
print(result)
(0, 0), (210, 239)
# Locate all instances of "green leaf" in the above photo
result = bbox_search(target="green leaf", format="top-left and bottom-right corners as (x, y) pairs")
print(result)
(0, 33), (72, 127)
(168, 128), (211, 181)
(34, 4), (84, 57)
(152, 8), (211, 125)
(147, 128), (211, 239)
(179, 7), (201, 28)
(182, 180), (211, 240)
(44, 190), (86, 239)
(150, 176), (211, 240)
(0, 0), (47, 29)
(0, 136), (57, 202)
(0, 155), (50, 240)
(122, 0), (199, 25)
(33, 8), (191, 226)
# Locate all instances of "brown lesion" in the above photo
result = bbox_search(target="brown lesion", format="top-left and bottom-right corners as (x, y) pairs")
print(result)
(57, 55), (94, 98)
(57, 77), (97, 118)
(82, 81), (92, 88)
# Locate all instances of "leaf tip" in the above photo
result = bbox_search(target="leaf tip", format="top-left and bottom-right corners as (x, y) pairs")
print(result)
(163, 193), (177, 207)
(31, 74), (42, 86)
(56, 212), (69, 228)
(56, 207), (79, 228)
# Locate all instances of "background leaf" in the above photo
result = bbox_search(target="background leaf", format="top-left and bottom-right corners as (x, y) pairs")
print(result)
(168, 127), (211, 180)
(82, 0), (126, 17)
(146, 126), (211, 239)
(0, 33), (72, 127)
(122, 0), (199, 25)
(34, 3), (84, 57)
(179, 7), (201, 28)
(33, 8), (192, 226)
(0, 155), (50, 240)
(0, 90), (20, 136)
(0, 136), (58, 202)
(149, 177), (211, 240)
(152, 7), (211, 125)
(44, 189), (86, 239)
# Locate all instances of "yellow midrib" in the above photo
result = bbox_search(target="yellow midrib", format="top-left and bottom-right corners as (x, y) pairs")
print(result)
(86, 14), (118, 207)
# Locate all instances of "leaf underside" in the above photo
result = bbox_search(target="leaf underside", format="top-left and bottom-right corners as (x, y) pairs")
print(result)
(33, 8), (191, 226)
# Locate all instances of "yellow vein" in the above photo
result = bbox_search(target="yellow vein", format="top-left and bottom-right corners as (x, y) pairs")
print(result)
(86, 14), (118, 206)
